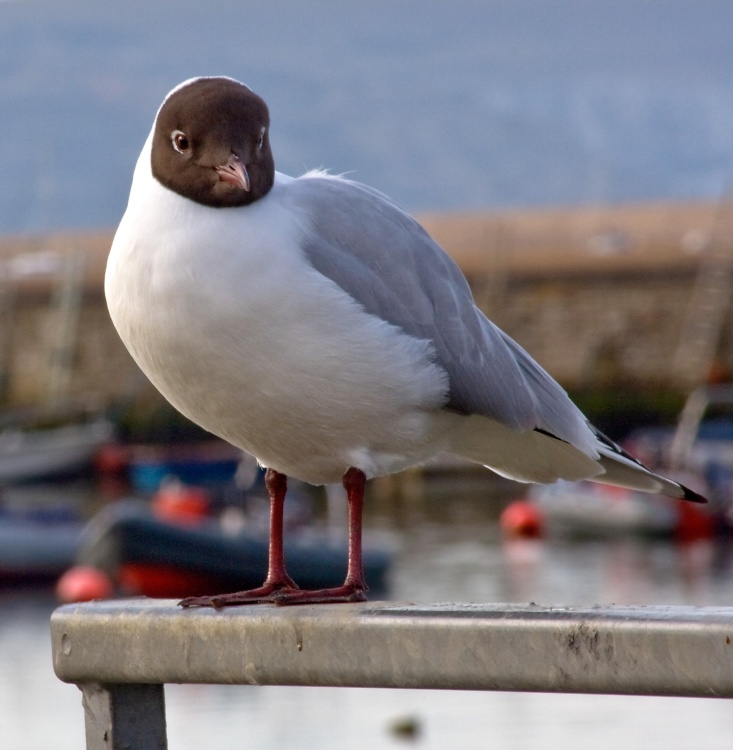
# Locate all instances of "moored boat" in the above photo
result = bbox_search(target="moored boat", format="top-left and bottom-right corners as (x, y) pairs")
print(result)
(59, 496), (393, 601)
(0, 417), (114, 484)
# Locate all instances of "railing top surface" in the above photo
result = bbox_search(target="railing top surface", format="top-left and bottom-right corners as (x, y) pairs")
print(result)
(52, 597), (733, 623)
(51, 599), (733, 697)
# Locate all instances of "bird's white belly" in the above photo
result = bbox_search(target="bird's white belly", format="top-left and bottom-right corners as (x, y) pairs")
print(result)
(106, 187), (452, 484)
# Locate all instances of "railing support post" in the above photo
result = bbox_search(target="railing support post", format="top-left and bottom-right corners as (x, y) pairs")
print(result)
(80, 682), (167, 750)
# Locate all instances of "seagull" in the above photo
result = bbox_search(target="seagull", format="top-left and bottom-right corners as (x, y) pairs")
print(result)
(105, 76), (705, 607)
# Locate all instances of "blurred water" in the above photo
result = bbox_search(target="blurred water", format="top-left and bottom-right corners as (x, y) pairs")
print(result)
(3, 481), (733, 749)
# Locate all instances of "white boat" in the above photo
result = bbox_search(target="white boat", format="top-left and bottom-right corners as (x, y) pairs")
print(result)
(0, 417), (114, 484)
(526, 386), (733, 539)
(529, 480), (678, 538)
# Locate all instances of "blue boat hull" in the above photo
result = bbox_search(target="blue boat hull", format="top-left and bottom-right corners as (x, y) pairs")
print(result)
(76, 501), (392, 596)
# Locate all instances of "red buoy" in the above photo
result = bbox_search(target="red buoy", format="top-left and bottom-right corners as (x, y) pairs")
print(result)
(500, 500), (545, 539)
(56, 565), (114, 603)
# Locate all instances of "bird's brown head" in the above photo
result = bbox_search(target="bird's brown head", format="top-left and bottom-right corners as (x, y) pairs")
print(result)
(151, 77), (275, 208)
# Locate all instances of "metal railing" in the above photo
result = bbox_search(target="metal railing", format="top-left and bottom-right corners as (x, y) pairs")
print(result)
(51, 599), (733, 749)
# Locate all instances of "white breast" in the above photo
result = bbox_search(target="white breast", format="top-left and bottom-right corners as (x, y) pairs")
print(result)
(105, 151), (453, 484)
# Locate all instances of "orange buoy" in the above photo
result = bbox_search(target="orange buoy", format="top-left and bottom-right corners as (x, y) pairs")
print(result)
(152, 481), (211, 525)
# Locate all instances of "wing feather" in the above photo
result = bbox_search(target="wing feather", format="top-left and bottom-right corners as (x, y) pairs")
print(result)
(283, 174), (596, 455)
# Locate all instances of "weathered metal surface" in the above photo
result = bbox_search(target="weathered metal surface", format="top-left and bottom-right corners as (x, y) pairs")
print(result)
(81, 682), (167, 750)
(52, 599), (733, 698)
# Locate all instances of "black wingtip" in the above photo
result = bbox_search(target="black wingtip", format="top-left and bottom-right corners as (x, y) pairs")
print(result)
(681, 485), (708, 504)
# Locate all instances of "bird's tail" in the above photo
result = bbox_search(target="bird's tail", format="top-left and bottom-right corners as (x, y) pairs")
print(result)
(591, 427), (707, 503)
(448, 414), (707, 503)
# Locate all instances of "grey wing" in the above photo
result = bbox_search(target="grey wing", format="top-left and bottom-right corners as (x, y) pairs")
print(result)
(286, 174), (596, 454)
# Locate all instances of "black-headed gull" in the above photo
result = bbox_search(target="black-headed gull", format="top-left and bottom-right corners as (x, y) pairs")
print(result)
(105, 77), (705, 607)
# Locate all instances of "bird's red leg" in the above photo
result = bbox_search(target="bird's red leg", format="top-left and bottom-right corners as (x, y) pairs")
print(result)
(179, 468), (299, 608)
(272, 466), (368, 606)
(260, 468), (300, 590)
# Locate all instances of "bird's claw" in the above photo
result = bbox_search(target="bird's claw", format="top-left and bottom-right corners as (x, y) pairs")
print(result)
(270, 584), (368, 606)
(178, 581), (300, 609)
(179, 582), (367, 608)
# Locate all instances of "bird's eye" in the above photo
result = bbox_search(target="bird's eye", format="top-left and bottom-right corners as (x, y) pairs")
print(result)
(171, 130), (190, 154)
(257, 127), (266, 151)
